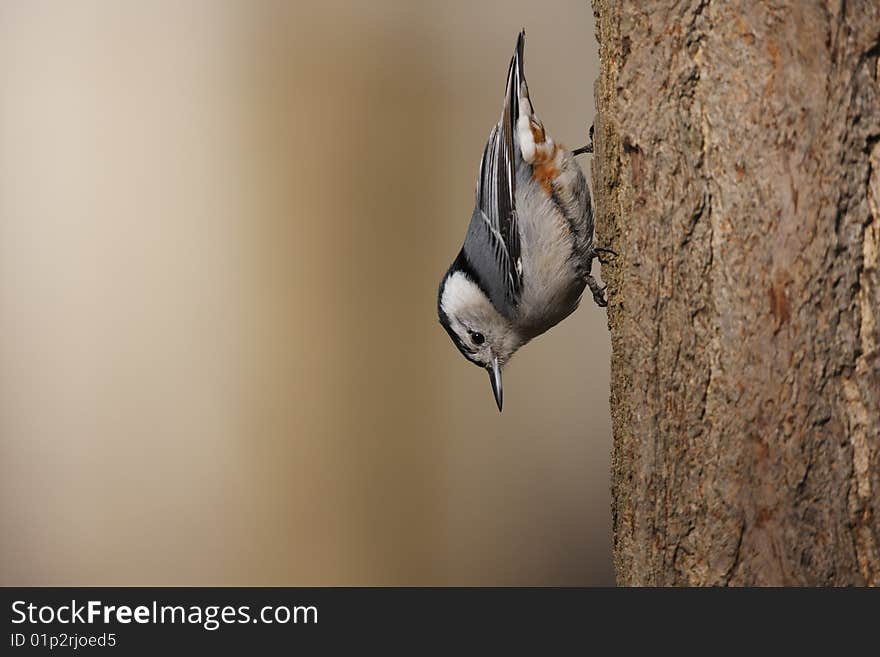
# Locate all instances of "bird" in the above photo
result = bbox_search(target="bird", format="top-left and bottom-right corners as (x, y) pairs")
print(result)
(437, 30), (608, 412)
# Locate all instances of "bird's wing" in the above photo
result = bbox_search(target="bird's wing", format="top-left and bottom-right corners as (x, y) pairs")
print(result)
(462, 31), (525, 318)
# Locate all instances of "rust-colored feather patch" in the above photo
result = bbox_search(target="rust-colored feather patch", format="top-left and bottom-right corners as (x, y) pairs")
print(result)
(531, 143), (561, 194)
(528, 118), (546, 145)
(523, 117), (561, 194)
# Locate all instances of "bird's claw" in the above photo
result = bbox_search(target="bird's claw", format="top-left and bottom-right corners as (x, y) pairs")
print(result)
(586, 274), (608, 308)
(572, 123), (595, 157)
(593, 246), (618, 265)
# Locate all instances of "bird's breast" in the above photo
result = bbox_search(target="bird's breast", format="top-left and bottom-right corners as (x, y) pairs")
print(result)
(513, 176), (587, 336)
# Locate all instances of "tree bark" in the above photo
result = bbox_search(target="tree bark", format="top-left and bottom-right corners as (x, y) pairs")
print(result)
(592, 0), (880, 585)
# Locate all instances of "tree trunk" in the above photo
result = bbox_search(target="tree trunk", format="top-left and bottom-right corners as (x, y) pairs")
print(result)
(591, 0), (880, 585)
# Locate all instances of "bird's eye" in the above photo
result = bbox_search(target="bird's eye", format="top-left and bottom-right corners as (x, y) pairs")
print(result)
(471, 332), (485, 345)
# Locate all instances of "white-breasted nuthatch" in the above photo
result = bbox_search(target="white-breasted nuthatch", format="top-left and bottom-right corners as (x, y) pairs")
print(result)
(437, 31), (607, 412)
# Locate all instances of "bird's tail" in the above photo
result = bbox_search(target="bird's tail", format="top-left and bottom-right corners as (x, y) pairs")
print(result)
(508, 30), (553, 165)
(503, 30), (527, 146)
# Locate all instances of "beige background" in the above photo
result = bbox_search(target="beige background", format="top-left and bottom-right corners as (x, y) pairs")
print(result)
(0, 0), (610, 585)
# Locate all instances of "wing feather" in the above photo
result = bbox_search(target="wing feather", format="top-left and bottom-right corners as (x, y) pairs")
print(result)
(462, 31), (525, 317)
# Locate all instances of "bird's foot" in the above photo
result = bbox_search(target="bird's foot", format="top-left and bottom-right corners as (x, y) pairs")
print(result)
(586, 274), (608, 308)
(572, 124), (594, 157)
(592, 246), (618, 265)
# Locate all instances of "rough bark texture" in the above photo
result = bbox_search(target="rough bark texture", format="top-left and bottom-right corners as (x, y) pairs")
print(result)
(592, 0), (880, 585)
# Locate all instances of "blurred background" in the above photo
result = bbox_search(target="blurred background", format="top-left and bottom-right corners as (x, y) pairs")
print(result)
(0, 0), (610, 585)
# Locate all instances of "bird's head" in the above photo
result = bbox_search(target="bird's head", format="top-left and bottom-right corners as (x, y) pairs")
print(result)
(438, 268), (524, 411)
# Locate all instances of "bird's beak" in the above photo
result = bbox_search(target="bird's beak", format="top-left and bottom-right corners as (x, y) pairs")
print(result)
(488, 357), (503, 412)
